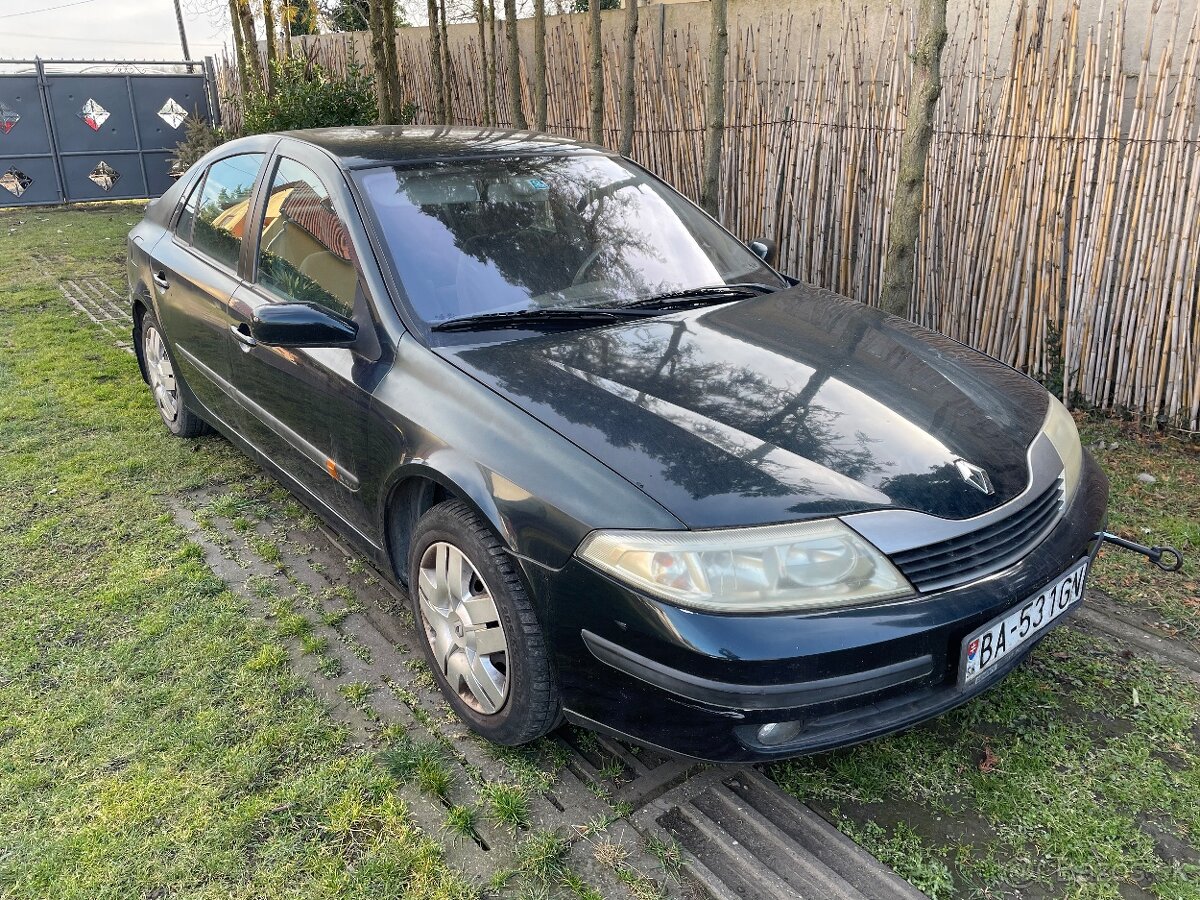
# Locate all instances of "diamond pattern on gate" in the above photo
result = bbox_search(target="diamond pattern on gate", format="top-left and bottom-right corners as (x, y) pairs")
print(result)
(0, 167), (31, 197)
(88, 161), (119, 191)
(0, 102), (18, 135)
(157, 98), (187, 129)
(78, 98), (109, 130)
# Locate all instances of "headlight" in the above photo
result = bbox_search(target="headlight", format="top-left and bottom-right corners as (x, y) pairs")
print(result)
(576, 520), (913, 613)
(1041, 396), (1082, 499)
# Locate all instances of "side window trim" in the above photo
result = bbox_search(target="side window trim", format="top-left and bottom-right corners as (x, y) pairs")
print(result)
(171, 171), (206, 244)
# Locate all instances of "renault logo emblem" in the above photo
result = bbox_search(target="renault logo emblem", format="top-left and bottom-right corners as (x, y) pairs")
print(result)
(954, 458), (995, 495)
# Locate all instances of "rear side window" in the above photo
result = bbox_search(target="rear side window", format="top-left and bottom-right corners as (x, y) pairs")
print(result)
(255, 157), (358, 318)
(192, 153), (265, 271)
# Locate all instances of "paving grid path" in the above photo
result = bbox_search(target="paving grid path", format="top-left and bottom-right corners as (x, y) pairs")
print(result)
(33, 251), (135, 355)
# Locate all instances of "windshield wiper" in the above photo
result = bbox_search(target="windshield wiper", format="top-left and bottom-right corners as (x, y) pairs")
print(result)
(618, 283), (780, 310)
(431, 306), (651, 332)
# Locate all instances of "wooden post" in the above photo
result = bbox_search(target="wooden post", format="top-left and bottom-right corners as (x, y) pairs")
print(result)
(618, 0), (638, 155)
(533, 0), (547, 130)
(878, 0), (948, 317)
(588, 0), (603, 144)
(504, 0), (527, 128)
(699, 0), (728, 215)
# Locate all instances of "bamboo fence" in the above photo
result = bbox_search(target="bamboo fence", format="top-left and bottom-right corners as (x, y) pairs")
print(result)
(216, 1), (1200, 431)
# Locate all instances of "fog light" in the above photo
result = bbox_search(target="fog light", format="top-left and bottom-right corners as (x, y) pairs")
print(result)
(756, 721), (803, 747)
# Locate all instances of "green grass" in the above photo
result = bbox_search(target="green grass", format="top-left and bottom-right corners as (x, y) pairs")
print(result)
(0, 206), (474, 898)
(481, 782), (531, 832)
(1078, 417), (1200, 644)
(770, 491), (1200, 899)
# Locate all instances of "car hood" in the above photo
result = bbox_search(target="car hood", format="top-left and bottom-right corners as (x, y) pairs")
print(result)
(440, 286), (1050, 529)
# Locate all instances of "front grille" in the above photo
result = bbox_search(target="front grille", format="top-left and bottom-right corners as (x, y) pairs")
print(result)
(890, 479), (1065, 593)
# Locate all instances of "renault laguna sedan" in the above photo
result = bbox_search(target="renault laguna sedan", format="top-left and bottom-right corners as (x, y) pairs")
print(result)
(127, 127), (1108, 762)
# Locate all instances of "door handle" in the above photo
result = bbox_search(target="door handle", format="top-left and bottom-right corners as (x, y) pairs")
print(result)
(230, 323), (258, 349)
(152, 270), (170, 291)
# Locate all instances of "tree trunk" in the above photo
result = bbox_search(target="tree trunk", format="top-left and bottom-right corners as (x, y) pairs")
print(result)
(439, 0), (455, 124)
(878, 0), (947, 317)
(426, 0), (447, 124)
(228, 0), (251, 98)
(368, 0), (392, 122)
(280, 1), (293, 58)
(236, 0), (264, 89)
(475, 0), (489, 125)
(699, 0), (727, 216)
(587, 0), (602, 144)
(504, 0), (527, 128)
(262, 0), (279, 86)
(618, 0), (638, 155)
(532, 0), (547, 130)
(383, 0), (404, 122)
(487, 0), (498, 126)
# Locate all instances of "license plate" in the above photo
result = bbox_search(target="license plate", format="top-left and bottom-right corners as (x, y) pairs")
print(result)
(961, 559), (1089, 684)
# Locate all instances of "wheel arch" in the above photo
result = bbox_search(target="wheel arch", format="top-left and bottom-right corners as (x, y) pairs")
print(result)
(381, 454), (519, 586)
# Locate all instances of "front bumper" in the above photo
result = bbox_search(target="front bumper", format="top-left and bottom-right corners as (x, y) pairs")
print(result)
(530, 454), (1109, 763)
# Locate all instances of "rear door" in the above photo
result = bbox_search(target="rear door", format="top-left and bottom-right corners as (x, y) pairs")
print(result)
(226, 145), (384, 538)
(151, 151), (266, 429)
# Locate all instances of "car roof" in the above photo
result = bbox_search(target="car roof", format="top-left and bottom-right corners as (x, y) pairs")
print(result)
(276, 126), (613, 170)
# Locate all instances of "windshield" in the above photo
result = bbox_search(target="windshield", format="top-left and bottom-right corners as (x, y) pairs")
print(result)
(356, 154), (783, 326)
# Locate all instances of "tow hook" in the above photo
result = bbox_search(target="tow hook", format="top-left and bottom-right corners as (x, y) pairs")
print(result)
(1095, 531), (1185, 572)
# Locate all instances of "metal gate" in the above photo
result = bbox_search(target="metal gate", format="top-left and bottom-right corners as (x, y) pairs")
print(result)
(0, 58), (217, 207)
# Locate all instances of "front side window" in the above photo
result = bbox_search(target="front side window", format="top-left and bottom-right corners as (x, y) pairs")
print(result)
(356, 154), (783, 327)
(255, 157), (358, 318)
(192, 153), (264, 270)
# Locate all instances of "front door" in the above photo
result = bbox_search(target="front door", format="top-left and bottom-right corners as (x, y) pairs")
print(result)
(225, 151), (381, 539)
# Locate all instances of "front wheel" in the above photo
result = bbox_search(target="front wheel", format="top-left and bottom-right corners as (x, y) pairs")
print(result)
(408, 500), (561, 745)
(140, 309), (208, 438)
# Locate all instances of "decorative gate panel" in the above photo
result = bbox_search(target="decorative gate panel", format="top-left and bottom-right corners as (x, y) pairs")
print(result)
(0, 59), (216, 207)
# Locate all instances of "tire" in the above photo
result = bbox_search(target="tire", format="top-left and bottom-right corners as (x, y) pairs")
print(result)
(407, 500), (561, 745)
(140, 308), (208, 438)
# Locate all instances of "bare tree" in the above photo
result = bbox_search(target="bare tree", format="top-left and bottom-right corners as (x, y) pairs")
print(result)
(227, 0), (252, 96)
(262, 0), (279, 93)
(368, 0), (393, 122)
(235, 0), (265, 88)
(618, 0), (637, 155)
(532, 0), (547, 130)
(879, 0), (948, 316)
(439, 0), (455, 123)
(280, 1), (293, 58)
(426, 0), (447, 123)
(587, 0), (602, 144)
(504, 0), (527, 128)
(487, 0), (498, 125)
(475, 0), (490, 124)
(382, 0), (404, 122)
(699, 0), (727, 216)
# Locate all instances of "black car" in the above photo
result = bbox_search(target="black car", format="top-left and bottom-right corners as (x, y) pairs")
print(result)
(127, 127), (1108, 762)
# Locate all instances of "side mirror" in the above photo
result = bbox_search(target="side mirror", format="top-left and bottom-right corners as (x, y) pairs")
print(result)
(249, 302), (358, 348)
(748, 238), (777, 265)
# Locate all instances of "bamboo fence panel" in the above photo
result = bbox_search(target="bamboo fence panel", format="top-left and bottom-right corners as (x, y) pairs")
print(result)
(215, 0), (1200, 431)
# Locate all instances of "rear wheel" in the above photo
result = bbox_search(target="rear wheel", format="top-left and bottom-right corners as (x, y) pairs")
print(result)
(408, 500), (561, 745)
(141, 309), (208, 438)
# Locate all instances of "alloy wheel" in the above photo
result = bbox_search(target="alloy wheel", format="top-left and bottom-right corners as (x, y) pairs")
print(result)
(417, 541), (510, 714)
(143, 324), (178, 422)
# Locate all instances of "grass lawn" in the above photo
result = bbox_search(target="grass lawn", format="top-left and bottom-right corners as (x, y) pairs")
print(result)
(1, 203), (1197, 900)
(0, 206), (474, 898)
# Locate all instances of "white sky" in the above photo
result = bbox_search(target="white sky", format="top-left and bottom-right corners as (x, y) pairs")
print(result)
(0, 0), (233, 63)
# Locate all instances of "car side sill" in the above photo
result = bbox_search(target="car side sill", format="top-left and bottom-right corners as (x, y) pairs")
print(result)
(580, 629), (934, 711)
